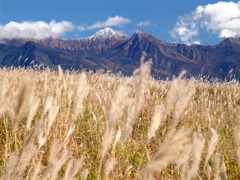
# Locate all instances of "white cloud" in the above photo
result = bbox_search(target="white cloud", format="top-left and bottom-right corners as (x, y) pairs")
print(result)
(193, 40), (201, 45)
(136, 21), (151, 27)
(78, 15), (131, 31)
(77, 26), (86, 31)
(171, 1), (240, 44)
(0, 20), (75, 39)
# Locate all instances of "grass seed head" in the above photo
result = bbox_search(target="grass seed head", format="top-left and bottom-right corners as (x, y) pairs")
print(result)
(147, 105), (165, 144)
(221, 162), (227, 180)
(104, 157), (116, 179)
(12, 76), (33, 130)
(72, 72), (89, 121)
(140, 127), (192, 177)
(203, 127), (219, 172)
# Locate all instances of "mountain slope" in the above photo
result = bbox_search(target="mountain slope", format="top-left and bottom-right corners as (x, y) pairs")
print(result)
(0, 41), (139, 76)
(2, 28), (240, 79)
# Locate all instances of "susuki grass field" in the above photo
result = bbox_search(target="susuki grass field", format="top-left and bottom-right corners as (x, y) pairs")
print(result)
(0, 55), (240, 179)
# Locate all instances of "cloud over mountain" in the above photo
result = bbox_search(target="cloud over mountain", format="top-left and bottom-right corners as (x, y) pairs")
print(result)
(0, 20), (75, 39)
(171, 1), (240, 44)
(78, 15), (131, 31)
(136, 21), (151, 27)
(0, 16), (131, 39)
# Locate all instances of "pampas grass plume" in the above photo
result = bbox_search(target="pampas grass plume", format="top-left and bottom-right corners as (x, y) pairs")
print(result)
(72, 72), (89, 121)
(147, 105), (165, 144)
(203, 127), (219, 171)
(12, 77), (32, 130)
(104, 157), (116, 179)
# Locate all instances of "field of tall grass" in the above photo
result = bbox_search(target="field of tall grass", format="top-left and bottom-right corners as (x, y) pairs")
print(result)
(0, 55), (240, 179)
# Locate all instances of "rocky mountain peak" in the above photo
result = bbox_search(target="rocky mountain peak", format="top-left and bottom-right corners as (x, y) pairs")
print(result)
(131, 29), (149, 41)
(217, 37), (240, 49)
(135, 29), (146, 34)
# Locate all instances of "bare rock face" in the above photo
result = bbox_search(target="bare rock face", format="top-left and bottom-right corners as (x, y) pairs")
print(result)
(114, 29), (192, 63)
(2, 27), (130, 51)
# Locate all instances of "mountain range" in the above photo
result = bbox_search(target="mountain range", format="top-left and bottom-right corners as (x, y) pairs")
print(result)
(1, 27), (240, 79)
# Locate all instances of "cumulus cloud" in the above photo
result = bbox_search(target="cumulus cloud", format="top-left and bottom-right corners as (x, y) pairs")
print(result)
(171, 1), (240, 44)
(78, 15), (131, 31)
(136, 21), (151, 27)
(0, 20), (75, 39)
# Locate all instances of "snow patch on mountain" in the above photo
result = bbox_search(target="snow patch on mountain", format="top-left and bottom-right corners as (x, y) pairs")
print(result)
(87, 27), (130, 40)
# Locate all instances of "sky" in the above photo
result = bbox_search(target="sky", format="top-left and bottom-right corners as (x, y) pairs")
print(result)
(1, 0), (240, 45)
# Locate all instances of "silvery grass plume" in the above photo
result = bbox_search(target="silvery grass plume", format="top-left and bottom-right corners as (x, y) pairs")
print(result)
(3, 119), (43, 180)
(38, 131), (47, 150)
(41, 96), (53, 119)
(24, 119), (44, 152)
(101, 84), (130, 143)
(176, 145), (192, 180)
(203, 127), (219, 172)
(104, 157), (116, 179)
(82, 169), (89, 180)
(63, 76), (68, 97)
(12, 77), (33, 130)
(37, 127), (83, 180)
(140, 127), (192, 178)
(121, 52), (152, 147)
(43, 70), (48, 93)
(183, 131), (205, 180)
(48, 147), (69, 180)
(46, 99), (59, 136)
(147, 71), (194, 144)
(72, 72), (89, 122)
(58, 65), (63, 81)
(43, 140), (61, 179)
(207, 165), (212, 180)
(147, 105), (165, 144)
(213, 153), (220, 180)
(63, 156), (84, 180)
(0, 78), (9, 99)
(163, 71), (194, 135)
(64, 125), (76, 143)
(26, 94), (40, 131)
(98, 85), (130, 177)
(6, 144), (38, 180)
(221, 162), (227, 180)
(225, 68), (234, 80)
(206, 111), (212, 128)
(113, 127), (121, 151)
(234, 124), (240, 168)
(3, 151), (19, 180)
(170, 77), (194, 133)
(30, 161), (41, 180)
(162, 71), (187, 120)
(17, 144), (38, 178)
(91, 111), (97, 123)
(43, 141), (70, 180)
(0, 79), (10, 116)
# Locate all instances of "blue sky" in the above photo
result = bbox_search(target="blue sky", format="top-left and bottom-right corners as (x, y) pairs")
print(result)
(1, 0), (240, 45)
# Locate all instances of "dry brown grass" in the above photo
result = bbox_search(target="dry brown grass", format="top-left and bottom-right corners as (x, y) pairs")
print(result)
(0, 59), (240, 179)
